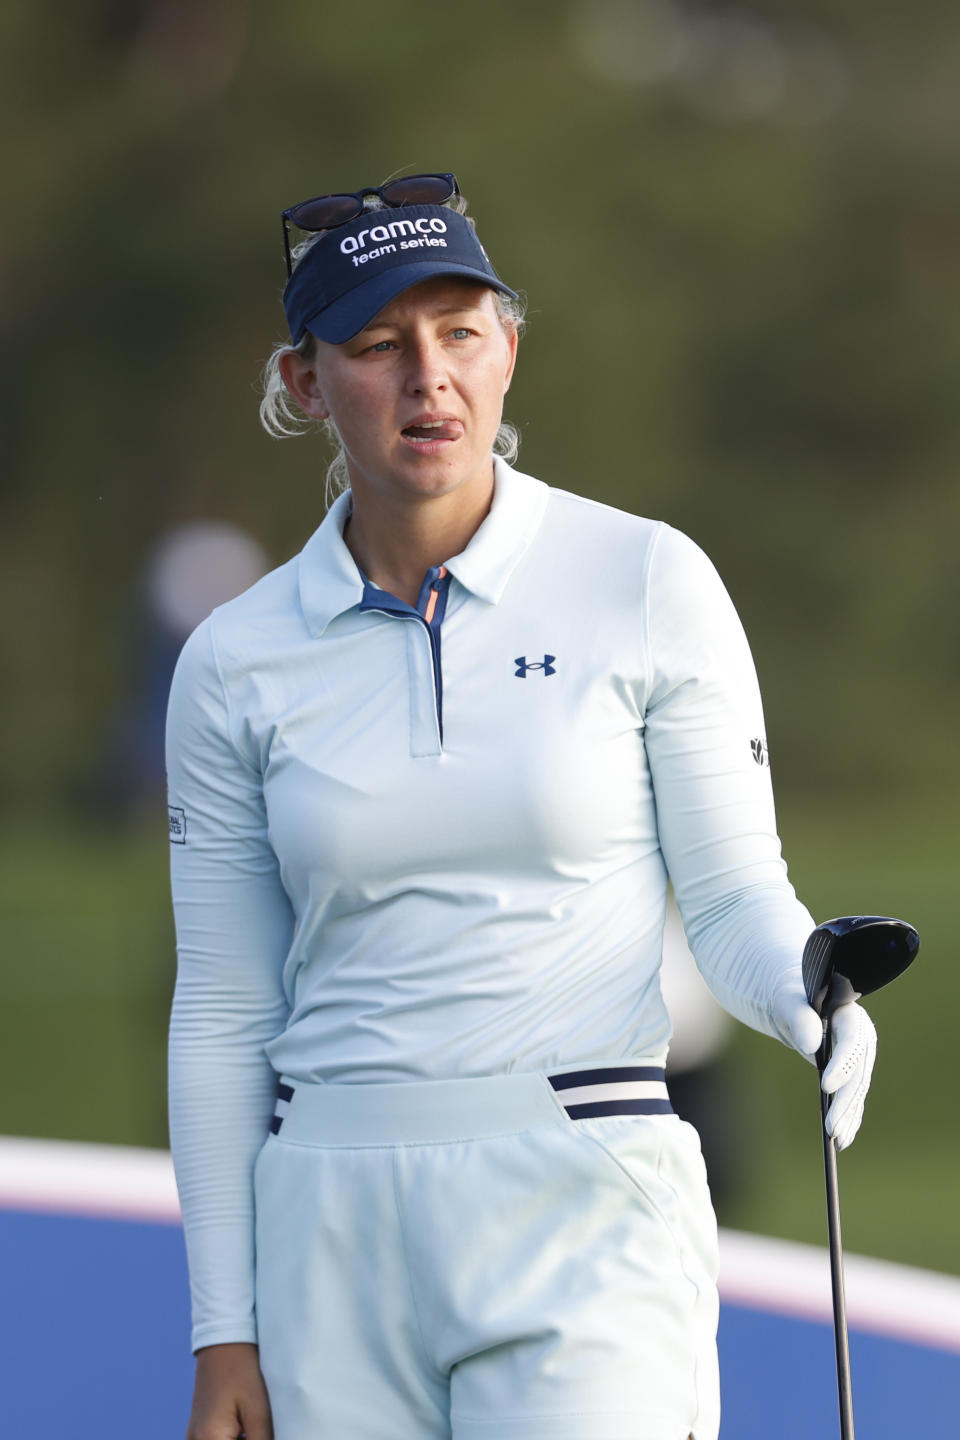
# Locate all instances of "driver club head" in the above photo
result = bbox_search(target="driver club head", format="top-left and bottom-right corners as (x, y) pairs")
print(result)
(802, 915), (920, 1019)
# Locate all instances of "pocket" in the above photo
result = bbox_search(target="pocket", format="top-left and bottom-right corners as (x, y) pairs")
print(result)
(564, 1112), (673, 1224)
(569, 1114), (718, 1279)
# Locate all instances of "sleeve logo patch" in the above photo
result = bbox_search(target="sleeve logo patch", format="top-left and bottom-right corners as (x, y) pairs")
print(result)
(168, 805), (187, 844)
(750, 737), (770, 767)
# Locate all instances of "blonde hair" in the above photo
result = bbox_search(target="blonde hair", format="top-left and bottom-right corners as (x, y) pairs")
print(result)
(259, 188), (526, 508)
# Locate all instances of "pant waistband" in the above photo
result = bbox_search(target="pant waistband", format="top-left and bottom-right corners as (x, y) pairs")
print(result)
(269, 1062), (672, 1147)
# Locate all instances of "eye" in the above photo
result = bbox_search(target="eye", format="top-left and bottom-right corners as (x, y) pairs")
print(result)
(449, 327), (473, 340)
(369, 339), (396, 352)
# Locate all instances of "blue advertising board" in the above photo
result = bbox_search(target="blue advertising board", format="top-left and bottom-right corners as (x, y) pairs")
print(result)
(2, 1140), (957, 1438)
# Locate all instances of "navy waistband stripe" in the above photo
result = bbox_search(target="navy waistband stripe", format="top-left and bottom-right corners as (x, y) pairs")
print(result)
(564, 1098), (674, 1120)
(271, 1081), (295, 1134)
(549, 1066), (666, 1091)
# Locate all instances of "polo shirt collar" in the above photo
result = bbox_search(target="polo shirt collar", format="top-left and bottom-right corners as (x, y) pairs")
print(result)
(298, 459), (549, 637)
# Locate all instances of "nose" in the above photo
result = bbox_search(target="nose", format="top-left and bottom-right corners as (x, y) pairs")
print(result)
(404, 334), (448, 395)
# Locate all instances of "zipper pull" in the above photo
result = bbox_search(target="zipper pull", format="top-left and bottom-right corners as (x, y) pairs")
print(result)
(423, 565), (448, 624)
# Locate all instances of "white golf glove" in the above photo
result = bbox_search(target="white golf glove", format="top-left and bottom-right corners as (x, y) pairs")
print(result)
(772, 985), (878, 1150)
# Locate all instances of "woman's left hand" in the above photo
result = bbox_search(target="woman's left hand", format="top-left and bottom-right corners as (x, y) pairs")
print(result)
(773, 986), (878, 1150)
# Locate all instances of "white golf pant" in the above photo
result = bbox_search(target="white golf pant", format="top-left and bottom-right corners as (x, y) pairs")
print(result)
(254, 1065), (720, 1440)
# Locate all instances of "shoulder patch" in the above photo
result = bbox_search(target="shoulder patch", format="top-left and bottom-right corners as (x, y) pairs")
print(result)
(168, 805), (187, 844)
(750, 737), (770, 767)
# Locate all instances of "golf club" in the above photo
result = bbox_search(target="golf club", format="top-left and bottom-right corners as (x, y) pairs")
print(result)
(801, 915), (920, 1440)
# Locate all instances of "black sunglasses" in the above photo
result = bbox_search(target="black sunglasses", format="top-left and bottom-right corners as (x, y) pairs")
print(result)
(281, 172), (460, 278)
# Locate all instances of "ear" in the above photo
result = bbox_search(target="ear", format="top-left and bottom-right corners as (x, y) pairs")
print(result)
(279, 347), (330, 421)
(503, 323), (519, 394)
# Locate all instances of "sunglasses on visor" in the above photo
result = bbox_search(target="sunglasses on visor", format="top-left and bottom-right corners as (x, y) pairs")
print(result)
(281, 172), (460, 277)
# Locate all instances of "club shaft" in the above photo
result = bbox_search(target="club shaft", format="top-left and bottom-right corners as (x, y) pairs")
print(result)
(821, 1085), (856, 1439)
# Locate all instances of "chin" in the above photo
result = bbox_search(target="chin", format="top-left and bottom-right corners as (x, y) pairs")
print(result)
(348, 447), (494, 503)
(396, 454), (487, 496)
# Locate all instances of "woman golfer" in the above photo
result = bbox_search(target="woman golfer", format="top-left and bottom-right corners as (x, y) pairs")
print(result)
(166, 173), (877, 1440)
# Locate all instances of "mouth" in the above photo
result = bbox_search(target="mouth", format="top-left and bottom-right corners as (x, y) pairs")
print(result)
(400, 416), (464, 447)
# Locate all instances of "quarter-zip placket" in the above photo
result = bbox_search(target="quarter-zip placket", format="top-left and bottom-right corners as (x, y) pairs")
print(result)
(358, 564), (451, 758)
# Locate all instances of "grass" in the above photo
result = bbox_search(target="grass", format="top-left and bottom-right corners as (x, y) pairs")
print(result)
(720, 788), (959, 1274)
(0, 818), (175, 1148)
(0, 790), (954, 1272)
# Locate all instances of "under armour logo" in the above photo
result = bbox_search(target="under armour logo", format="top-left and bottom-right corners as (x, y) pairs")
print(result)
(515, 655), (557, 678)
(750, 737), (770, 767)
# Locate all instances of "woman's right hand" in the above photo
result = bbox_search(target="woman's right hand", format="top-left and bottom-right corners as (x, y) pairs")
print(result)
(186, 1342), (274, 1440)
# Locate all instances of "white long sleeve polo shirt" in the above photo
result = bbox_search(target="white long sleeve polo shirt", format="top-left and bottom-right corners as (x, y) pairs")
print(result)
(166, 459), (814, 1350)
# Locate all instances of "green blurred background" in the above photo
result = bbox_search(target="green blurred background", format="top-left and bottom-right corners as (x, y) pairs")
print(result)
(1, 2), (956, 1272)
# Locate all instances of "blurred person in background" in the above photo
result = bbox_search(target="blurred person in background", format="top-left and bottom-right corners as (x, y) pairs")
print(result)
(165, 173), (878, 1440)
(93, 521), (268, 821)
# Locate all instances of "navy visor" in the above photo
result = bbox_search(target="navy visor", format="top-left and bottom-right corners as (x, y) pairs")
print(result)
(282, 204), (517, 346)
